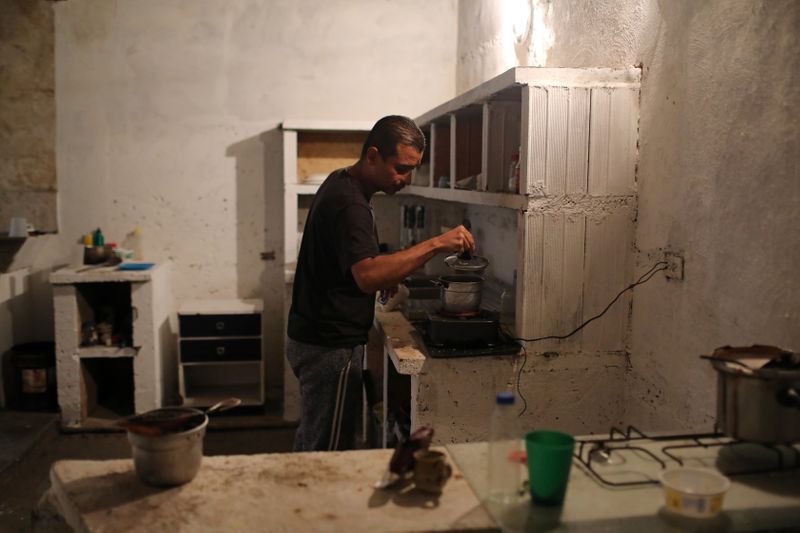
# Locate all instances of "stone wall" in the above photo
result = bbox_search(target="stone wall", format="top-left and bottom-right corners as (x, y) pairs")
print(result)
(0, 0), (57, 232)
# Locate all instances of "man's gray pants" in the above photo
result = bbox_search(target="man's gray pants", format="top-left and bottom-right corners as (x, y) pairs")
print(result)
(286, 338), (364, 452)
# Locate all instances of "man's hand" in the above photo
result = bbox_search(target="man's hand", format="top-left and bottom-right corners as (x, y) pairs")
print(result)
(351, 224), (476, 294)
(435, 224), (476, 255)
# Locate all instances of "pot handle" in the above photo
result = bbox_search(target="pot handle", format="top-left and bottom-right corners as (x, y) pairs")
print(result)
(777, 387), (800, 409)
(434, 278), (448, 289)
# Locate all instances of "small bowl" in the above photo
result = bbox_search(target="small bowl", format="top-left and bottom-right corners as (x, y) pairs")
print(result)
(659, 467), (731, 518)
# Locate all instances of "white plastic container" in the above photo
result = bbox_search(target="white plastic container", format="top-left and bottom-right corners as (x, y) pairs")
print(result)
(659, 467), (731, 518)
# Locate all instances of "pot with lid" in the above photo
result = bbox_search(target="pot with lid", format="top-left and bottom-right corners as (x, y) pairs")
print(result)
(703, 345), (800, 444)
(437, 252), (489, 316)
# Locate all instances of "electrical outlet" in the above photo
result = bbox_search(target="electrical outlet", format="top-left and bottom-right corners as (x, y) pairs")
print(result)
(664, 251), (684, 281)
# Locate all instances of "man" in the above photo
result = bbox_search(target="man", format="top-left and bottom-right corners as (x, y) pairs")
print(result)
(286, 115), (475, 451)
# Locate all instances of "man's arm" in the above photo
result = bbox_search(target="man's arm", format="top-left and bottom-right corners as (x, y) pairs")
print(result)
(350, 225), (475, 294)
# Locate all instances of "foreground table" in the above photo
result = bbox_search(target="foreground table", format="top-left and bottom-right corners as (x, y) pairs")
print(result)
(38, 448), (496, 532)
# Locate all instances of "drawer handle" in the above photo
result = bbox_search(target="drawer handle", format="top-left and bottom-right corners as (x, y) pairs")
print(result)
(216, 346), (226, 356)
(216, 321), (226, 331)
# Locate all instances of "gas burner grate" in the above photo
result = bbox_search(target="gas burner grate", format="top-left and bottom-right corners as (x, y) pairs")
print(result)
(574, 425), (800, 488)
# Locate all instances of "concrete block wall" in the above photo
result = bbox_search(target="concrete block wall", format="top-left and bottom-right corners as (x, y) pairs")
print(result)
(0, 0), (58, 233)
(458, 0), (800, 435)
(412, 350), (628, 443)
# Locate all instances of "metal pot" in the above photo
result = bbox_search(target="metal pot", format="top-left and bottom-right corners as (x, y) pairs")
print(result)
(705, 346), (800, 444)
(437, 275), (483, 315)
(126, 407), (208, 486)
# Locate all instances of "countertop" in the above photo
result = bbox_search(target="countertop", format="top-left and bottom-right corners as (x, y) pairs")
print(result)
(39, 447), (496, 533)
(374, 310), (427, 375)
(50, 262), (166, 284)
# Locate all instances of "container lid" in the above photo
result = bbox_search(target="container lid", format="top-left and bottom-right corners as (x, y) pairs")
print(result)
(704, 345), (800, 378)
(444, 254), (489, 274)
(496, 391), (515, 405)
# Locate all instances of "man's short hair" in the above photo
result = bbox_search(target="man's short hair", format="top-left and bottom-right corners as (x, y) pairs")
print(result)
(361, 115), (425, 159)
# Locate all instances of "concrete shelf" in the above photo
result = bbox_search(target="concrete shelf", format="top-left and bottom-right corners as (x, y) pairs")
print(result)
(76, 346), (138, 358)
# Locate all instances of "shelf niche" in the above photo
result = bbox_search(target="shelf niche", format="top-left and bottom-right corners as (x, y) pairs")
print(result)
(454, 105), (483, 191)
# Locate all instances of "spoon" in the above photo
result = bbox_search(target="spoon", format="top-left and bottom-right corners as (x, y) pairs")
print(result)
(206, 397), (242, 414)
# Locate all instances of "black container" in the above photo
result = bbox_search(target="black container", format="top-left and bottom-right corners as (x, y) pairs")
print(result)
(426, 310), (499, 347)
(10, 342), (57, 411)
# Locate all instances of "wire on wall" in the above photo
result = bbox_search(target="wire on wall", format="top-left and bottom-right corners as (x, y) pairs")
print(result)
(512, 261), (669, 417)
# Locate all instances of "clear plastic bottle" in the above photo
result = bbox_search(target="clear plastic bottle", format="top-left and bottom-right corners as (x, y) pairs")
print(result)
(487, 391), (521, 504)
(123, 227), (143, 260)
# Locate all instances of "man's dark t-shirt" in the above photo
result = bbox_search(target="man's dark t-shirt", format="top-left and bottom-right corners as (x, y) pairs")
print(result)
(287, 168), (379, 347)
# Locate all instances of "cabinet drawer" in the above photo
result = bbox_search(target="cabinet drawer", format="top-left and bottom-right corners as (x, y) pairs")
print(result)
(180, 338), (261, 362)
(179, 314), (261, 337)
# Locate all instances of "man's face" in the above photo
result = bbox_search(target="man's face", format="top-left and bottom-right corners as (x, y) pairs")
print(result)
(369, 143), (422, 195)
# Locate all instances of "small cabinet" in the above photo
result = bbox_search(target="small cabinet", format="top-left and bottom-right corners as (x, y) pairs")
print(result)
(178, 299), (264, 407)
(50, 263), (174, 429)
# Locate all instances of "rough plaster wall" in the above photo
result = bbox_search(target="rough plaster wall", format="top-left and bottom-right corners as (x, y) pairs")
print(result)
(52, 0), (457, 304)
(628, 1), (800, 431)
(0, 0), (57, 232)
(457, 0), (800, 432)
(414, 351), (627, 444)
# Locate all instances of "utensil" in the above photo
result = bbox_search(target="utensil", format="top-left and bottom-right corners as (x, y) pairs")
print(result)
(436, 274), (484, 315)
(703, 345), (800, 443)
(659, 467), (730, 518)
(525, 430), (576, 506)
(127, 413), (208, 487)
(374, 426), (434, 489)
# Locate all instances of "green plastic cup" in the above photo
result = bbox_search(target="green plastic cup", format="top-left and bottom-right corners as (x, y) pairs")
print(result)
(525, 430), (576, 506)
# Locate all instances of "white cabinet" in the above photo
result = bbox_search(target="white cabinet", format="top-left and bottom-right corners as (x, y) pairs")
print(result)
(277, 120), (372, 282)
(403, 67), (642, 352)
(178, 299), (264, 407)
(51, 263), (174, 429)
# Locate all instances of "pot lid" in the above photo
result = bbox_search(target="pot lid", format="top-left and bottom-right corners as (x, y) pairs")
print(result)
(703, 345), (800, 376)
(444, 253), (489, 273)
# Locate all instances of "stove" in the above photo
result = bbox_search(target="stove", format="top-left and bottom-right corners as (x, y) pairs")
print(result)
(411, 309), (520, 358)
(447, 426), (800, 531)
(574, 425), (800, 488)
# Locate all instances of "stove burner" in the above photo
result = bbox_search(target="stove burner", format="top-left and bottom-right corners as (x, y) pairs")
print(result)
(574, 425), (800, 488)
(589, 446), (625, 466)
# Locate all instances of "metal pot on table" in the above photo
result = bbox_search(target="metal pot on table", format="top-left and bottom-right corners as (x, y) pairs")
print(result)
(118, 398), (240, 486)
(703, 345), (800, 444)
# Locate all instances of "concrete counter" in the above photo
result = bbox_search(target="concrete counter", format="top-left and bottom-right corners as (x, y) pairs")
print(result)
(38, 448), (496, 532)
(374, 310), (427, 376)
(374, 310), (523, 444)
(373, 310), (632, 444)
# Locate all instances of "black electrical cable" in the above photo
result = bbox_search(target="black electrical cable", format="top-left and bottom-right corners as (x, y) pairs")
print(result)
(511, 261), (669, 416)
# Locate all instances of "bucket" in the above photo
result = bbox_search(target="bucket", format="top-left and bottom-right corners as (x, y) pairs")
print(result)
(10, 342), (57, 411)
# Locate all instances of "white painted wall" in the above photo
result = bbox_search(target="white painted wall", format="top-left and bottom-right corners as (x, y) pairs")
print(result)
(457, 0), (800, 432)
(52, 0), (458, 303)
(0, 0), (459, 405)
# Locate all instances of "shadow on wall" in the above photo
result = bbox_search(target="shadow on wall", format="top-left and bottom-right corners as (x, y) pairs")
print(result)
(226, 130), (285, 400)
(158, 317), (178, 406)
